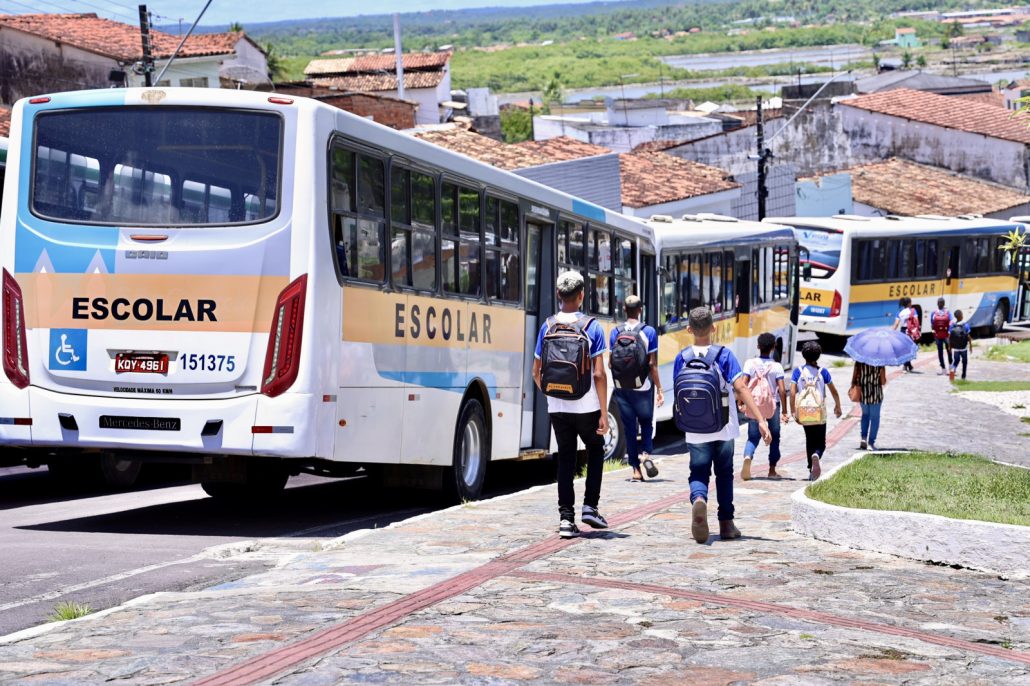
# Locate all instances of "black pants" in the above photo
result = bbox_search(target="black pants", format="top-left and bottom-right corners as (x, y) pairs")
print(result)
(550, 410), (604, 519)
(936, 339), (952, 368)
(802, 423), (827, 468)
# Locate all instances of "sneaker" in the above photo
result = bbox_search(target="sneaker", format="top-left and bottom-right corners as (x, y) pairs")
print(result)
(867, 442), (877, 451)
(859, 439), (868, 450)
(741, 456), (753, 481)
(719, 520), (741, 540)
(581, 506), (608, 529)
(937, 369), (945, 376)
(559, 519), (580, 538)
(810, 454), (822, 480)
(691, 499), (709, 543)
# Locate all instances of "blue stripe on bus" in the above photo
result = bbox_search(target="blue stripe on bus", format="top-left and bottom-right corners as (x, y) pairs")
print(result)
(572, 199), (607, 223)
(378, 371), (498, 394)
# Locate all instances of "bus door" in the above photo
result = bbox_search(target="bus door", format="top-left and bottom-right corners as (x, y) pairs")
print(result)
(521, 219), (555, 449)
(1017, 244), (1030, 321)
(641, 253), (657, 328)
(735, 253), (751, 342)
(942, 238), (963, 301)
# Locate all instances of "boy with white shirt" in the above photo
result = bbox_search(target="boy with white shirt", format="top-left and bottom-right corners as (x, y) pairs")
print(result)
(533, 271), (609, 539)
(673, 307), (771, 544)
(740, 333), (788, 481)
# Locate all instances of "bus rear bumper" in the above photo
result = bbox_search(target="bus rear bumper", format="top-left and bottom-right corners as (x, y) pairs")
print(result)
(0, 385), (317, 458)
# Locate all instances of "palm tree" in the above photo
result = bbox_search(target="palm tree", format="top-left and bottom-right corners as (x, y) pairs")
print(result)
(265, 43), (285, 82)
(229, 22), (244, 33)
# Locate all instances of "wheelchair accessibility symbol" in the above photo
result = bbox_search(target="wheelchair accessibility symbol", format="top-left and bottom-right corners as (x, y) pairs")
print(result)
(49, 329), (88, 371)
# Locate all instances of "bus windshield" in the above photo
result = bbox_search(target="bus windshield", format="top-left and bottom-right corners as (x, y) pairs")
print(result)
(31, 107), (281, 226)
(796, 226), (843, 279)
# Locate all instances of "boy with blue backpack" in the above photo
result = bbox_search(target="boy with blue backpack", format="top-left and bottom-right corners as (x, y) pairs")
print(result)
(673, 306), (771, 544)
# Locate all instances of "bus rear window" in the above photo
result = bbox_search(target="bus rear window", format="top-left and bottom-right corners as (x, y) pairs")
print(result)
(796, 227), (843, 279)
(31, 107), (281, 226)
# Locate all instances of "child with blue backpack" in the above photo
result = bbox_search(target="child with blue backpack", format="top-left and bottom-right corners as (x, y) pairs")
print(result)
(672, 306), (771, 544)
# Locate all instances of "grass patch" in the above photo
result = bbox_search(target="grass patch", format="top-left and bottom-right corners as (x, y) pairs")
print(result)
(1023, 416), (1030, 425)
(603, 459), (628, 473)
(951, 380), (1030, 393)
(48, 601), (93, 622)
(986, 340), (1030, 364)
(807, 452), (1030, 527)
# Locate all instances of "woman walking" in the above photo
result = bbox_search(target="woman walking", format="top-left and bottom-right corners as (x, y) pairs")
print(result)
(852, 362), (887, 451)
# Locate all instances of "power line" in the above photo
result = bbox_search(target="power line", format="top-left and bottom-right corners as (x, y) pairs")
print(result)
(62, 0), (138, 21)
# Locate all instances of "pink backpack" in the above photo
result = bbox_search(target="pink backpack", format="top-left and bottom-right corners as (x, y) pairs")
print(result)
(745, 362), (777, 420)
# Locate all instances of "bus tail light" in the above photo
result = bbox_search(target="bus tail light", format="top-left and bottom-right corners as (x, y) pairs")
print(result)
(2, 269), (30, 389)
(261, 274), (307, 398)
(829, 290), (842, 318)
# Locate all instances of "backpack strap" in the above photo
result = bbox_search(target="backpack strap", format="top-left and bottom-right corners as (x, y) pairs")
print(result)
(545, 315), (558, 333)
(702, 344), (724, 366)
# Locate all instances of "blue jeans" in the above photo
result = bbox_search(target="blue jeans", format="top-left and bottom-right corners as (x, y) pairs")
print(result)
(744, 411), (781, 466)
(860, 402), (881, 445)
(613, 387), (654, 468)
(951, 350), (968, 379)
(687, 439), (735, 521)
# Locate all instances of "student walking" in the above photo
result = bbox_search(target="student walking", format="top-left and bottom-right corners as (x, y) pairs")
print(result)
(609, 295), (664, 482)
(740, 332), (788, 480)
(852, 362), (887, 450)
(789, 341), (842, 481)
(949, 310), (972, 381)
(930, 297), (954, 375)
(892, 296), (919, 372)
(672, 306), (770, 544)
(533, 271), (609, 538)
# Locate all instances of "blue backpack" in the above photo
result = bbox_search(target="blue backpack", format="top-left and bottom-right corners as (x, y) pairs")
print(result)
(673, 345), (730, 434)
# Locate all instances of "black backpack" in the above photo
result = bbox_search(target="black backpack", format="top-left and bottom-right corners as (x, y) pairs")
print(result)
(540, 315), (595, 400)
(949, 322), (969, 349)
(609, 323), (650, 390)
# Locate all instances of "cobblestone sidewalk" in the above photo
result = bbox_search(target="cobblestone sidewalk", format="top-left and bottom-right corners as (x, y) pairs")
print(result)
(0, 352), (1027, 685)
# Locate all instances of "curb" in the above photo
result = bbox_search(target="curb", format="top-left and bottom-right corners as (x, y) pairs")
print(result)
(791, 452), (1030, 579)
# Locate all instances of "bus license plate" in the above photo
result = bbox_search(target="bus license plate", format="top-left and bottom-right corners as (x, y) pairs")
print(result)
(115, 353), (169, 374)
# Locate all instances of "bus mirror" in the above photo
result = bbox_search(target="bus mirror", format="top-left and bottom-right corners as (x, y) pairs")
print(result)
(802, 263), (812, 280)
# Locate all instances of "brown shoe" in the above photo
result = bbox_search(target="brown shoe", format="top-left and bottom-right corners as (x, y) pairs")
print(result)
(719, 520), (741, 540)
(691, 499), (709, 543)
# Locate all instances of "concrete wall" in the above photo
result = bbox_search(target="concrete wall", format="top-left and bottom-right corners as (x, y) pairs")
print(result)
(320, 93), (417, 130)
(606, 105), (668, 127)
(516, 153), (623, 211)
(145, 55), (222, 88)
(839, 105), (1030, 191)
(534, 117), (723, 153)
(796, 173), (853, 216)
(0, 28), (114, 104)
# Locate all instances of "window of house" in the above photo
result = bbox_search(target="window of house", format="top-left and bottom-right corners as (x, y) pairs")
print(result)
(331, 146), (386, 282)
(178, 77), (210, 88)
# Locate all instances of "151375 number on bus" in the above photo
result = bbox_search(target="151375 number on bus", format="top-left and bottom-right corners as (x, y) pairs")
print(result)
(181, 353), (236, 372)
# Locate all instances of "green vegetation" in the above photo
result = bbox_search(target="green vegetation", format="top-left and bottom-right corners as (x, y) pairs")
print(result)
(500, 109), (533, 143)
(48, 601), (93, 622)
(951, 379), (1030, 393)
(807, 452), (1030, 527)
(603, 458), (628, 473)
(659, 84), (763, 104)
(986, 340), (1030, 364)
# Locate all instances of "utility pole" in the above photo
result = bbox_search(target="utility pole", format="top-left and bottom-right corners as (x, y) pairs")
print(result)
(138, 4), (155, 86)
(393, 14), (405, 100)
(756, 95), (770, 220)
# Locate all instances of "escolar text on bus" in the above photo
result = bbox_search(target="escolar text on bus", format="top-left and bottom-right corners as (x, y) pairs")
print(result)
(71, 298), (217, 322)
(394, 303), (492, 344)
(887, 282), (937, 298)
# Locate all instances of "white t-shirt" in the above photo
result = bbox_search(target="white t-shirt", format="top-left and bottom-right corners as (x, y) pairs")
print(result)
(742, 357), (785, 407)
(679, 345), (742, 444)
(896, 307), (913, 325)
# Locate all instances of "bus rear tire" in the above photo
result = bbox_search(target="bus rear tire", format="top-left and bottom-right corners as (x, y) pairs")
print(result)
(989, 303), (1007, 336)
(445, 399), (489, 502)
(603, 400), (627, 463)
(201, 460), (289, 502)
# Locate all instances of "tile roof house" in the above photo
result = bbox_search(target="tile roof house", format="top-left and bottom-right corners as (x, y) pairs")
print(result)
(801, 158), (1030, 218)
(0, 106), (10, 137)
(273, 83), (419, 130)
(838, 88), (1030, 190)
(0, 13), (269, 104)
(305, 51), (453, 126)
(512, 136), (612, 162)
(618, 151), (740, 217)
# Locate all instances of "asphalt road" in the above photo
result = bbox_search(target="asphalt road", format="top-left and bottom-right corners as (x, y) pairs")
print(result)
(0, 456), (573, 637)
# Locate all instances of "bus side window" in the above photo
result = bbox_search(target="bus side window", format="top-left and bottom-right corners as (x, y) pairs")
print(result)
(331, 145), (385, 283)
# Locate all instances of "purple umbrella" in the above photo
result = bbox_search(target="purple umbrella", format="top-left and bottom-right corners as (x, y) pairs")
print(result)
(843, 327), (918, 367)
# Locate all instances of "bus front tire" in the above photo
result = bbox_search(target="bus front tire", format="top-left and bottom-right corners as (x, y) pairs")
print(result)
(603, 400), (627, 463)
(446, 399), (489, 502)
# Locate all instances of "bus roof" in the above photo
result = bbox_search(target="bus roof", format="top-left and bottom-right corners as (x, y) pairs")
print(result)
(14, 88), (655, 247)
(648, 213), (795, 252)
(764, 215), (1021, 238)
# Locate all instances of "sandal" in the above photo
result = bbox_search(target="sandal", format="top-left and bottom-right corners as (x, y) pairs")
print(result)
(642, 457), (659, 478)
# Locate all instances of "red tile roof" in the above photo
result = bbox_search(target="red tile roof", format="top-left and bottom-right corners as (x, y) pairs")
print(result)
(414, 127), (552, 170)
(0, 107), (10, 137)
(839, 88), (1030, 143)
(311, 71), (446, 92)
(512, 136), (611, 161)
(813, 158), (1029, 216)
(306, 52), (451, 76)
(955, 91), (1005, 108)
(619, 152), (739, 208)
(0, 13), (243, 62)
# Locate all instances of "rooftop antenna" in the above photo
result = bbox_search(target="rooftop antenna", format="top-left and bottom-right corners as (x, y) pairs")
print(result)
(154, 0), (215, 85)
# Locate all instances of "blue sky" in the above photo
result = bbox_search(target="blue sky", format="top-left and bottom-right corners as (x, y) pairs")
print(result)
(65, 1), (610, 27)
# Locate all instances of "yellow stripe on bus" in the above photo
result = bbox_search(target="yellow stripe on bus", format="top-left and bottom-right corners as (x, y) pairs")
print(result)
(342, 288), (526, 353)
(657, 306), (789, 365)
(20, 273), (287, 332)
(849, 275), (1017, 303)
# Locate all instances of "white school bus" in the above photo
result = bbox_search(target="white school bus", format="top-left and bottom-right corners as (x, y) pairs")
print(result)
(648, 214), (799, 422)
(0, 88), (658, 500)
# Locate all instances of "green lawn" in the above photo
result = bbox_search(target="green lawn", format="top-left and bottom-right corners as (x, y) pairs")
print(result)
(986, 340), (1030, 364)
(951, 379), (1030, 392)
(807, 452), (1030, 527)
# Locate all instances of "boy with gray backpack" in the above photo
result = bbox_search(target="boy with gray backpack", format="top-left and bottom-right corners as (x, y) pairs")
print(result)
(673, 306), (771, 544)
